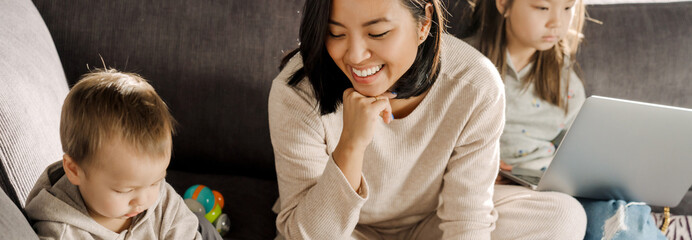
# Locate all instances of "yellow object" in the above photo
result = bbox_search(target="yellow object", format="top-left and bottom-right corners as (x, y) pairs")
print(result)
(660, 207), (670, 233)
(205, 204), (222, 223)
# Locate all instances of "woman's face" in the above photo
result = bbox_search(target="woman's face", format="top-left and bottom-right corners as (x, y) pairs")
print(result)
(326, 0), (428, 97)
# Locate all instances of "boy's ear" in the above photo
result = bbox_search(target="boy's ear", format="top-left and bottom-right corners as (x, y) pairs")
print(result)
(418, 2), (434, 45)
(496, 0), (509, 17)
(63, 154), (83, 186)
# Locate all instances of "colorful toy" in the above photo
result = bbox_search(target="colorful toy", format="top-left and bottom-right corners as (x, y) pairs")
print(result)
(212, 190), (224, 209)
(213, 213), (231, 236)
(183, 185), (230, 236)
(184, 198), (205, 214)
(205, 202), (222, 223)
(184, 184), (215, 213)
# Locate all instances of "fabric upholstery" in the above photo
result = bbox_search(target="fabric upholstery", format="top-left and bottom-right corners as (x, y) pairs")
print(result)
(0, 189), (38, 239)
(32, 0), (305, 179)
(0, 0), (68, 208)
(577, 2), (692, 108)
(166, 170), (278, 240)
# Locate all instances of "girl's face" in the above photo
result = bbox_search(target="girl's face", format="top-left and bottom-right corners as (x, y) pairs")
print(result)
(326, 0), (429, 97)
(502, 0), (576, 52)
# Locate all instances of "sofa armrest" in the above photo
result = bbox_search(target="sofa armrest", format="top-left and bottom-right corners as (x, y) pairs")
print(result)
(0, 189), (38, 239)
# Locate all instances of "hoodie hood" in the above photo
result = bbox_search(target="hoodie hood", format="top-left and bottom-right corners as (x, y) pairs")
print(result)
(24, 161), (159, 239)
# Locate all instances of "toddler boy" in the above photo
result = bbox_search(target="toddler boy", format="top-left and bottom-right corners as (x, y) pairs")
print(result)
(25, 69), (219, 239)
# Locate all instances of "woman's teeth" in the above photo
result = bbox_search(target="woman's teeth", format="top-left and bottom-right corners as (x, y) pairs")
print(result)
(353, 65), (383, 77)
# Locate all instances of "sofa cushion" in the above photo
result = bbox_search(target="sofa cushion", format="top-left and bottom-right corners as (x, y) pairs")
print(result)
(0, 0), (68, 208)
(166, 170), (278, 240)
(32, 0), (305, 179)
(0, 189), (38, 239)
(577, 2), (692, 108)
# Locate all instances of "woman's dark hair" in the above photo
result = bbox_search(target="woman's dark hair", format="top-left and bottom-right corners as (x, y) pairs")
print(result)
(280, 0), (447, 115)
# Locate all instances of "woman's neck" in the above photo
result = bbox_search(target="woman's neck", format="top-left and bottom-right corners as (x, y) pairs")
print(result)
(390, 89), (430, 119)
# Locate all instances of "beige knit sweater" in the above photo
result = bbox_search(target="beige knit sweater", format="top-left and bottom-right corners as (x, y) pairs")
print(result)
(268, 34), (505, 240)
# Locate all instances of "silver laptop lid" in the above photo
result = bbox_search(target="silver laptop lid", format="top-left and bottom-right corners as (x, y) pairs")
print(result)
(537, 96), (692, 207)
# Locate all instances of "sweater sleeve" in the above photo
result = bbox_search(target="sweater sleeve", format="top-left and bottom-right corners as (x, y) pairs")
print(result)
(268, 68), (369, 239)
(565, 69), (586, 129)
(437, 75), (505, 239)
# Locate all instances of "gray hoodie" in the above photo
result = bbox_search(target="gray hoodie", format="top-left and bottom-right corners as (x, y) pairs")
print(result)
(25, 161), (202, 240)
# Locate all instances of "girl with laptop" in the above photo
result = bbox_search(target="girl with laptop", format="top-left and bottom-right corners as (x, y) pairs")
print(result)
(463, 0), (665, 239)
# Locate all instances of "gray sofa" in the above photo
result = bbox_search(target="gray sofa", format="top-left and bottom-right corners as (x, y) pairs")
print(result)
(1, 0), (690, 239)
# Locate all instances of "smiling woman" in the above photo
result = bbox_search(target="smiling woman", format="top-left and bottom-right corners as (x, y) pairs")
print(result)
(268, 0), (585, 239)
(280, 0), (444, 116)
(324, 0), (436, 100)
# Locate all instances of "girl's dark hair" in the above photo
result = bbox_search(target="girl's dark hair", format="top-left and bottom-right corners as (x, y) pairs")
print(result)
(280, 0), (447, 115)
(463, 0), (586, 111)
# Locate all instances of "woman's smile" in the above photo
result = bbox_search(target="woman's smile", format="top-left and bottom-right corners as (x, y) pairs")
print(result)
(350, 64), (385, 84)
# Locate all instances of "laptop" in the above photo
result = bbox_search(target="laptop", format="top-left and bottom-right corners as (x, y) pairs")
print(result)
(500, 95), (692, 207)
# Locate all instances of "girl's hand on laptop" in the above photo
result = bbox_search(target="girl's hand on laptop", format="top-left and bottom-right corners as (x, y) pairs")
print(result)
(500, 161), (513, 171)
(495, 160), (514, 184)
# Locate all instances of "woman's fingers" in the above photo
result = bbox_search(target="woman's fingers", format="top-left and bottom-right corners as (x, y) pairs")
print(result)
(372, 96), (393, 124)
(344, 89), (396, 124)
(374, 92), (396, 124)
(343, 88), (357, 100)
(380, 91), (397, 99)
(374, 98), (391, 124)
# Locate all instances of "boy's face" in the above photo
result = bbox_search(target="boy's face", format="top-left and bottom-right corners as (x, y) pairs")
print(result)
(64, 137), (170, 226)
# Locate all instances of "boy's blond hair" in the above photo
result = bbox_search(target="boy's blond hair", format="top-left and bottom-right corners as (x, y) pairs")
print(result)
(60, 68), (176, 168)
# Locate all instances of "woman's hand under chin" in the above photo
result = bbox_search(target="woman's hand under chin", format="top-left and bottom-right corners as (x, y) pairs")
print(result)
(339, 88), (397, 151)
(332, 88), (397, 191)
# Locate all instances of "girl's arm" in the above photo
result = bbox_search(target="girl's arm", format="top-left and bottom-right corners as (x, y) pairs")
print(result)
(438, 81), (505, 240)
(268, 75), (368, 239)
